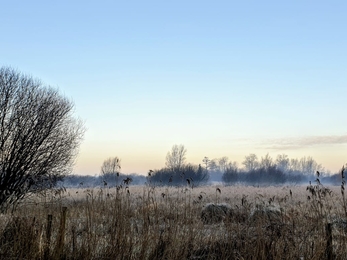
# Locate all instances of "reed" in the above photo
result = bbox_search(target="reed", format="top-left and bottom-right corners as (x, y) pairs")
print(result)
(1, 181), (347, 259)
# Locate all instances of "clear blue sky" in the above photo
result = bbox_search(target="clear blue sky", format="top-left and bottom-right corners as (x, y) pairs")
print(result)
(1, 1), (346, 174)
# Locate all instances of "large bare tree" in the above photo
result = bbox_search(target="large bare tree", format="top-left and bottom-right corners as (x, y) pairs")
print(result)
(100, 156), (121, 185)
(242, 154), (259, 172)
(0, 67), (84, 211)
(165, 144), (187, 172)
(101, 157), (121, 176)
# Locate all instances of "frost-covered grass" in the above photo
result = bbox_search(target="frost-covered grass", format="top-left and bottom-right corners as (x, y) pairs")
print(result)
(1, 184), (346, 259)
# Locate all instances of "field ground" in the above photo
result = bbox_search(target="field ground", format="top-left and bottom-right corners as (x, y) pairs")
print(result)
(1, 183), (347, 259)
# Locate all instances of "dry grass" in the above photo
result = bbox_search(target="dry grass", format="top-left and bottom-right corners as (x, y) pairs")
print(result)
(1, 184), (347, 259)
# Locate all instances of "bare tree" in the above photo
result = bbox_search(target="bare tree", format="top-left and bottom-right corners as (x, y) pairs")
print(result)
(260, 153), (274, 170)
(218, 156), (229, 173)
(289, 158), (301, 172)
(276, 154), (290, 172)
(242, 154), (259, 172)
(0, 67), (84, 211)
(227, 161), (238, 170)
(202, 156), (210, 170)
(288, 156), (322, 175)
(101, 157), (121, 175)
(165, 144), (187, 172)
(299, 156), (322, 176)
(208, 159), (218, 172)
(101, 157), (121, 185)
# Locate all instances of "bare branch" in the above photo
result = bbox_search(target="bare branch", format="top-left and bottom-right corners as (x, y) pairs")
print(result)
(0, 67), (85, 211)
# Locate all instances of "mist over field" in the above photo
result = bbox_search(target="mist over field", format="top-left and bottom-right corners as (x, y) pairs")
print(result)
(62, 150), (345, 188)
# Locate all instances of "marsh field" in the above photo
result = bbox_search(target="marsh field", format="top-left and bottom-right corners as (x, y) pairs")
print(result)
(1, 181), (347, 260)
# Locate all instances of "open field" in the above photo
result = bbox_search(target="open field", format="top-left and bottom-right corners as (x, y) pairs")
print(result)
(1, 183), (347, 259)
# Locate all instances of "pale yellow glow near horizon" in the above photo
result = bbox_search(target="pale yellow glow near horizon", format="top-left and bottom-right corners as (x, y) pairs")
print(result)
(73, 140), (346, 176)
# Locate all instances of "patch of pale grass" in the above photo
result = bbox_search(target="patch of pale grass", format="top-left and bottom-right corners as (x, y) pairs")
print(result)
(1, 184), (347, 259)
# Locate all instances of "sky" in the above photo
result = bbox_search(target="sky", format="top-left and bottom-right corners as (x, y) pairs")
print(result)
(1, 1), (346, 175)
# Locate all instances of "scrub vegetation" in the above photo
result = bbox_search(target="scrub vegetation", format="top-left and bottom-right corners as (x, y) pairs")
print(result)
(1, 168), (347, 259)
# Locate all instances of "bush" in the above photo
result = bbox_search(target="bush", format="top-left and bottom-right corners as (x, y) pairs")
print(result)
(150, 164), (209, 186)
(222, 167), (238, 184)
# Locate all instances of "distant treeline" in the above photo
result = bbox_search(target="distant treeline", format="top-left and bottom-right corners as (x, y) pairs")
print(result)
(59, 153), (345, 188)
(60, 167), (343, 188)
(221, 165), (342, 186)
(147, 153), (344, 186)
(213, 153), (343, 186)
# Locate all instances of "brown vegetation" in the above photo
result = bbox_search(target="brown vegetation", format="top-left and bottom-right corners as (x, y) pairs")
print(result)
(0, 182), (347, 259)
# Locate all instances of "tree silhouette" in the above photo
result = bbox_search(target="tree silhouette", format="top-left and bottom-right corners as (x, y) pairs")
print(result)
(100, 157), (121, 186)
(165, 144), (187, 173)
(0, 67), (84, 211)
